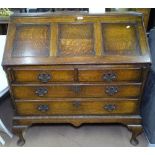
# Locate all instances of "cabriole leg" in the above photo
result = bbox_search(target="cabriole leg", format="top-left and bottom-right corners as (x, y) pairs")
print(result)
(13, 125), (27, 146)
(126, 124), (143, 146)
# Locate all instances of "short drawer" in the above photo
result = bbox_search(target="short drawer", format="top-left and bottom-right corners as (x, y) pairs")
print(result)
(12, 83), (142, 99)
(15, 99), (139, 115)
(12, 66), (75, 83)
(78, 68), (142, 82)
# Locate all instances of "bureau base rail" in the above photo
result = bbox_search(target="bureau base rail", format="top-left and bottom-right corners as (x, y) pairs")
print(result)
(12, 115), (142, 146)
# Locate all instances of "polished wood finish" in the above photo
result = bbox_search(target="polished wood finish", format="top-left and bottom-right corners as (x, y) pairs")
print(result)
(2, 13), (151, 66)
(2, 13), (151, 146)
(102, 23), (140, 55)
(78, 67), (142, 82)
(12, 24), (50, 57)
(135, 8), (150, 29)
(58, 23), (95, 56)
(12, 66), (142, 83)
(15, 99), (139, 115)
(12, 67), (75, 83)
(12, 83), (141, 99)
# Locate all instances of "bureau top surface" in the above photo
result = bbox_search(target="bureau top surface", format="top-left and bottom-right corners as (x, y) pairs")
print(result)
(2, 12), (151, 66)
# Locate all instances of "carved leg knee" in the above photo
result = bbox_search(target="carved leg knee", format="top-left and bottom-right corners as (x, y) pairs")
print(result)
(127, 124), (143, 146)
(13, 126), (27, 146)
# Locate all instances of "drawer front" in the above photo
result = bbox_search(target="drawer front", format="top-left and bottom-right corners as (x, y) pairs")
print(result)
(12, 84), (141, 99)
(13, 68), (75, 83)
(15, 99), (139, 115)
(12, 67), (142, 83)
(78, 68), (142, 82)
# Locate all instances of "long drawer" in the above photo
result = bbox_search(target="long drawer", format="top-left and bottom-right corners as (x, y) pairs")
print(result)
(15, 99), (139, 115)
(12, 83), (142, 99)
(11, 66), (142, 83)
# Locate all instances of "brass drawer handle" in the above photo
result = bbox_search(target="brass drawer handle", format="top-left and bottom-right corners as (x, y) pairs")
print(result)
(72, 101), (81, 108)
(105, 86), (118, 96)
(103, 72), (117, 82)
(38, 73), (51, 83)
(104, 104), (117, 112)
(37, 104), (49, 112)
(35, 87), (48, 96)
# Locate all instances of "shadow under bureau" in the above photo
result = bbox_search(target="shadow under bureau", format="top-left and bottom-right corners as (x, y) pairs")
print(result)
(2, 12), (151, 146)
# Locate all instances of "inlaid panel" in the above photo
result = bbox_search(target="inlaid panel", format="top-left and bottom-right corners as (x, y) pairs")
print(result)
(102, 23), (140, 56)
(58, 23), (95, 56)
(12, 24), (50, 57)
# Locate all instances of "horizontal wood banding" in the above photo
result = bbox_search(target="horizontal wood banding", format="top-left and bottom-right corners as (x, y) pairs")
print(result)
(13, 69), (75, 83)
(78, 68), (142, 82)
(13, 115), (142, 126)
(12, 66), (142, 83)
(15, 99), (139, 115)
(12, 83), (142, 99)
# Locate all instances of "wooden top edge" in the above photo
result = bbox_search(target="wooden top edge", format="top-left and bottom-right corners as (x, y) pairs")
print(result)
(2, 59), (151, 67)
(10, 12), (143, 18)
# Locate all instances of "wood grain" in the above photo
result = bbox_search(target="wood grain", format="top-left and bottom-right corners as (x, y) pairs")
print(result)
(13, 68), (75, 83)
(2, 13), (151, 66)
(12, 24), (50, 57)
(2, 13), (151, 146)
(12, 83), (142, 99)
(78, 67), (142, 82)
(16, 99), (139, 115)
(50, 23), (58, 56)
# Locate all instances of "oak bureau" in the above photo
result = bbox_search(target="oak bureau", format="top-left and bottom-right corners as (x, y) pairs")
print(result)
(2, 12), (151, 146)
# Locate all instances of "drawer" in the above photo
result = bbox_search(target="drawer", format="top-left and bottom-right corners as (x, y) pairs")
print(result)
(15, 99), (139, 115)
(12, 83), (141, 99)
(12, 66), (75, 83)
(78, 68), (142, 82)
(11, 66), (142, 83)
